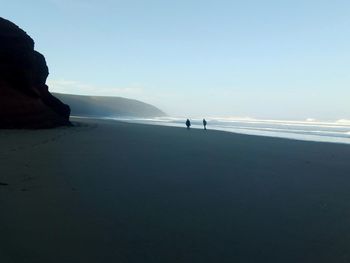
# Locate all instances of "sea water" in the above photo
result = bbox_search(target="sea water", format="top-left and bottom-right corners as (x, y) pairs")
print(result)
(108, 117), (350, 145)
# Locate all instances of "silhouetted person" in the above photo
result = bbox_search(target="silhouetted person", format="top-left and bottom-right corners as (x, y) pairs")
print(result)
(203, 118), (207, 130)
(186, 119), (191, 129)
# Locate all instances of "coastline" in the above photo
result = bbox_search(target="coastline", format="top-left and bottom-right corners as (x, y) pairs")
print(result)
(109, 116), (350, 145)
(1, 117), (350, 263)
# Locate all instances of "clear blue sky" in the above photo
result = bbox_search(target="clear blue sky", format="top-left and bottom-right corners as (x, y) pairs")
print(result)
(2, 0), (350, 120)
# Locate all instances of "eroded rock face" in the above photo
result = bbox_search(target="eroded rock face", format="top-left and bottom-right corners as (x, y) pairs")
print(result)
(0, 17), (70, 128)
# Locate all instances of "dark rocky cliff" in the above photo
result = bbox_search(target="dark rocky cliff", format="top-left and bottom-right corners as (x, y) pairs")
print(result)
(0, 17), (70, 128)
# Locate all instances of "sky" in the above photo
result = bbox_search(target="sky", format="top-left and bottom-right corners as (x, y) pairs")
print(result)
(2, 0), (350, 120)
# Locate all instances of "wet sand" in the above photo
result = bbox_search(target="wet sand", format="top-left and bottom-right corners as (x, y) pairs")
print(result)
(1, 117), (350, 263)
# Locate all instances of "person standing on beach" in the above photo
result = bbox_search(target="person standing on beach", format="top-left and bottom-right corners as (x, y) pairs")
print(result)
(186, 119), (191, 129)
(203, 118), (207, 130)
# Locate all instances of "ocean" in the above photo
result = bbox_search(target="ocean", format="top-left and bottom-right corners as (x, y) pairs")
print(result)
(108, 117), (350, 144)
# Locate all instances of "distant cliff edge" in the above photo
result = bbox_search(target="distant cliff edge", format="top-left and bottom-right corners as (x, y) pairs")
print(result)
(53, 93), (166, 118)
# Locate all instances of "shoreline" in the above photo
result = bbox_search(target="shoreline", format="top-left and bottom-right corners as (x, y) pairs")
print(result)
(91, 116), (350, 146)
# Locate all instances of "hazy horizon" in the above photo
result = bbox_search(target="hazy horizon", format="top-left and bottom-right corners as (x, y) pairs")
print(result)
(3, 0), (350, 120)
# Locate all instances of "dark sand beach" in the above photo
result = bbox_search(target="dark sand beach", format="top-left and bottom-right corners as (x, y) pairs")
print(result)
(1, 118), (350, 263)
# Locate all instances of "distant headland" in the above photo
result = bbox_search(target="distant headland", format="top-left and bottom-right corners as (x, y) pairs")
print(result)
(53, 93), (165, 118)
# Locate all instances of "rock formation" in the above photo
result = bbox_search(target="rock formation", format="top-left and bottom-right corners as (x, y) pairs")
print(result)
(0, 17), (70, 128)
